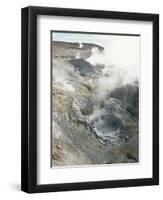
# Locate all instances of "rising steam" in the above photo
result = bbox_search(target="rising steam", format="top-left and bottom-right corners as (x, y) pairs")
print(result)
(87, 36), (140, 91)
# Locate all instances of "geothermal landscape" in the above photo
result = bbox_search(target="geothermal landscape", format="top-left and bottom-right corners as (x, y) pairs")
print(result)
(51, 38), (139, 167)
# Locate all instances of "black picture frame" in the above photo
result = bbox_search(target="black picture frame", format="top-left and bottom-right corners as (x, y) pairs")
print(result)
(21, 6), (159, 193)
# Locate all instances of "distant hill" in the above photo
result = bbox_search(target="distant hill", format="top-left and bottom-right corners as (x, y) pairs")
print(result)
(52, 41), (104, 59)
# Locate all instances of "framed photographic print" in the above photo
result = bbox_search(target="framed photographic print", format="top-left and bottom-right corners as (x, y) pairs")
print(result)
(21, 6), (159, 193)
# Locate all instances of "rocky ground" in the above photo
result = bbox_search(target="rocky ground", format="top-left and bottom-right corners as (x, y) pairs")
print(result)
(51, 41), (139, 167)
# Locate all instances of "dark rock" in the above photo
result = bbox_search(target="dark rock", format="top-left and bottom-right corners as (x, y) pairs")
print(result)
(70, 59), (95, 76)
(110, 85), (139, 121)
(82, 42), (104, 51)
